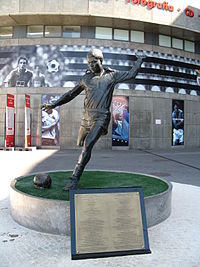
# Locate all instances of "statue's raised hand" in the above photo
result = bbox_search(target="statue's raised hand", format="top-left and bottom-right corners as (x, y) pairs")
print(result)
(135, 53), (147, 62)
(41, 103), (54, 112)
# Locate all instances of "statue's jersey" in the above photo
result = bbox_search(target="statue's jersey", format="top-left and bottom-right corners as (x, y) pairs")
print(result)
(52, 60), (141, 134)
(81, 69), (114, 112)
(79, 68), (136, 133)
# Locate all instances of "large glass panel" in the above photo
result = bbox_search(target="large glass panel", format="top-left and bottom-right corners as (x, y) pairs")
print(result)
(45, 26), (62, 37)
(130, 30), (144, 43)
(63, 26), (80, 38)
(95, 27), (112, 40)
(184, 40), (195, 53)
(0, 26), (13, 38)
(172, 38), (183, 50)
(27, 25), (43, 38)
(114, 29), (129, 41)
(159, 34), (171, 47)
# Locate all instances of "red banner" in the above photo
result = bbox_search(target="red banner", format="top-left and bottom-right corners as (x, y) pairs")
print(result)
(25, 94), (30, 108)
(25, 94), (31, 147)
(5, 94), (15, 147)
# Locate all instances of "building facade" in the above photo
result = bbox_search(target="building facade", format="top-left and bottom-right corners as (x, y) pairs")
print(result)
(0, 0), (200, 149)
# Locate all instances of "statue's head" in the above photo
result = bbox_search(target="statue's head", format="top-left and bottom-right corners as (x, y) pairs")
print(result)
(87, 48), (104, 74)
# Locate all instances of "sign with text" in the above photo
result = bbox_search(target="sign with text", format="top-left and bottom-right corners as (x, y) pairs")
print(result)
(126, 0), (174, 12)
(70, 187), (151, 260)
(25, 94), (31, 147)
(5, 94), (15, 147)
(126, 0), (200, 19)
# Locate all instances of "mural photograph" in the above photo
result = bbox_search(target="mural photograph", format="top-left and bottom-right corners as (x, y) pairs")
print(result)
(0, 46), (65, 88)
(4, 56), (33, 87)
(172, 99), (184, 146)
(41, 95), (60, 146)
(112, 96), (129, 147)
(0, 44), (199, 93)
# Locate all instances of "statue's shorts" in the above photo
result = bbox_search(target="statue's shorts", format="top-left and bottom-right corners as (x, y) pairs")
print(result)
(77, 109), (111, 146)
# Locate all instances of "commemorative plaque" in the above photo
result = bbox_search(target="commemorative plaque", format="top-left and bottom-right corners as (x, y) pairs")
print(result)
(70, 187), (151, 260)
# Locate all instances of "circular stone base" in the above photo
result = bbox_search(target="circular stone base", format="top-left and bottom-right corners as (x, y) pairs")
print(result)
(10, 172), (172, 236)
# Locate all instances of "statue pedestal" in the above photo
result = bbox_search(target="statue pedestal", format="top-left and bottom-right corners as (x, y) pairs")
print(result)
(10, 173), (172, 235)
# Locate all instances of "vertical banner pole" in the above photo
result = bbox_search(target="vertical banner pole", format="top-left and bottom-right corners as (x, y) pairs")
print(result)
(5, 94), (15, 147)
(25, 94), (31, 148)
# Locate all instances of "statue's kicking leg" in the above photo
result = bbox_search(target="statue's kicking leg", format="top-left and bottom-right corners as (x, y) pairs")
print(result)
(64, 123), (103, 190)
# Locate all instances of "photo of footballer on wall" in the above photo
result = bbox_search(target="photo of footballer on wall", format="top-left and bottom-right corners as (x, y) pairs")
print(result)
(41, 95), (60, 146)
(4, 56), (33, 87)
(0, 46), (62, 88)
(112, 96), (129, 147)
(172, 99), (184, 146)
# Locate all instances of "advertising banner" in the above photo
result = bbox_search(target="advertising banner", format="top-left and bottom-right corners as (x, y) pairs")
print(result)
(195, 69), (200, 86)
(41, 95), (60, 146)
(112, 96), (129, 146)
(5, 94), (15, 147)
(25, 94), (31, 147)
(172, 99), (184, 146)
(0, 45), (198, 92)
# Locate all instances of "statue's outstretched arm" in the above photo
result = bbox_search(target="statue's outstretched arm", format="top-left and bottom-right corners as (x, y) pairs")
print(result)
(113, 54), (146, 83)
(41, 83), (85, 112)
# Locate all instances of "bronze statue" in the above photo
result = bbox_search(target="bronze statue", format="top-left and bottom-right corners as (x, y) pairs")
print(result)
(41, 48), (145, 190)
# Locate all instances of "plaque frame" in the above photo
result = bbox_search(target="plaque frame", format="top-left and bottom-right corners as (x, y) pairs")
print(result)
(70, 187), (151, 260)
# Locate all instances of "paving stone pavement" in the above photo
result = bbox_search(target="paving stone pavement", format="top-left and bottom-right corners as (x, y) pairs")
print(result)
(0, 149), (200, 267)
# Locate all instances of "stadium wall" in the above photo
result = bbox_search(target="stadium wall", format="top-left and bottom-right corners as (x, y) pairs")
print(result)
(0, 0), (199, 150)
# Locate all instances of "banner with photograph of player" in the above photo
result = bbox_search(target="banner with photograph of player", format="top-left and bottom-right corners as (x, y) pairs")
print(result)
(0, 46), (63, 88)
(172, 99), (184, 146)
(195, 69), (200, 86)
(0, 45), (199, 91)
(112, 96), (129, 146)
(41, 95), (60, 146)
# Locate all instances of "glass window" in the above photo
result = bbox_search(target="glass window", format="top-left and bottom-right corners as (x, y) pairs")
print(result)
(184, 40), (195, 53)
(172, 38), (183, 50)
(27, 25), (43, 38)
(95, 27), (112, 40)
(159, 35), (171, 47)
(45, 26), (62, 37)
(130, 30), (144, 43)
(63, 26), (80, 38)
(0, 26), (12, 38)
(114, 29), (129, 41)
